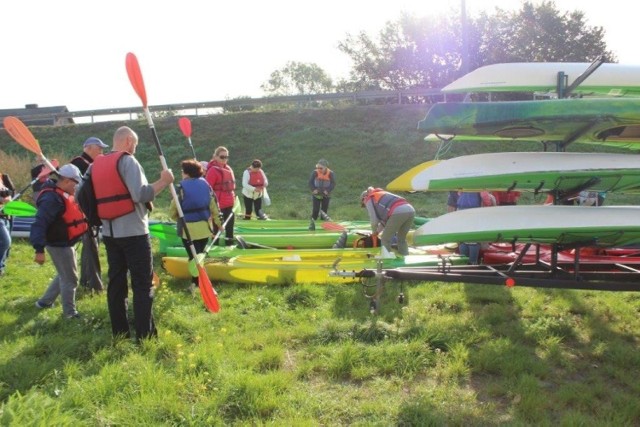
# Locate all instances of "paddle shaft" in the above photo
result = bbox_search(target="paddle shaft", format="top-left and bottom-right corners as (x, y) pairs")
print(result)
(203, 212), (234, 255)
(142, 109), (200, 261)
(186, 136), (197, 160)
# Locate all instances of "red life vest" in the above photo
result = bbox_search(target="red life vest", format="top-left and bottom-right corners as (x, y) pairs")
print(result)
(38, 187), (88, 242)
(207, 163), (236, 192)
(247, 168), (265, 188)
(92, 152), (136, 220)
(364, 188), (407, 222)
(313, 168), (332, 190)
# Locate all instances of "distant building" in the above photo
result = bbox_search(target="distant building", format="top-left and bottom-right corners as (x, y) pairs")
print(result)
(0, 104), (74, 127)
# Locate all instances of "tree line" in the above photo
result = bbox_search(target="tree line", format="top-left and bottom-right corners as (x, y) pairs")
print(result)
(261, 1), (613, 97)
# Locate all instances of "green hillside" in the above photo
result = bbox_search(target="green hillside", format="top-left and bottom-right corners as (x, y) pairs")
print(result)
(2, 104), (638, 221)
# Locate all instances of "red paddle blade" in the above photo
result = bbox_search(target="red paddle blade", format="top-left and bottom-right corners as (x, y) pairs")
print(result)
(37, 159), (59, 180)
(3, 116), (42, 155)
(198, 266), (220, 313)
(125, 52), (148, 107)
(178, 117), (192, 137)
(321, 222), (346, 231)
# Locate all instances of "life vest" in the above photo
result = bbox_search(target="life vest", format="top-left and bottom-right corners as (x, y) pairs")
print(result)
(493, 191), (520, 205)
(457, 192), (482, 210)
(353, 233), (379, 248)
(364, 188), (407, 223)
(247, 168), (265, 188)
(313, 168), (332, 190)
(37, 186), (88, 242)
(179, 178), (212, 222)
(208, 163), (236, 192)
(92, 152), (135, 220)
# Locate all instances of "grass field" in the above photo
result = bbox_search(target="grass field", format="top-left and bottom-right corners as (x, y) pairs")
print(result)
(2, 104), (640, 424)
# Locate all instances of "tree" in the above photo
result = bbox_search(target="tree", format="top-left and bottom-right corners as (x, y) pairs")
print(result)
(474, 1), (615, 69)
(261, 61), (334, 96)
(338, 1), (614, 91)
(338, 12), (462, 92)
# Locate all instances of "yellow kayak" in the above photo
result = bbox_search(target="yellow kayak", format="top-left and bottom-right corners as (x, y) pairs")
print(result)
(162, 247), (465, 285)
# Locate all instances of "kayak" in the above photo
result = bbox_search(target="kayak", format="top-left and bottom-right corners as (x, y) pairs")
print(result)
(159, 230), (376, 254)
(482, 243), (640, 265)
(153, 217), (432, 254)
(162, 249), (466, 285)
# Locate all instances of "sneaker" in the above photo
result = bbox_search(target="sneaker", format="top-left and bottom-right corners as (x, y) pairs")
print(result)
(66, 312), (81, 319)
(35, 301), (53, 309)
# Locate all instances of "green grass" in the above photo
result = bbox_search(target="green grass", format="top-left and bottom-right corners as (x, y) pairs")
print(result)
(2, 104), (640, 424)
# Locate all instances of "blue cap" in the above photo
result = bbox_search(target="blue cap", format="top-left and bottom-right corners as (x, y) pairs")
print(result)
(83, 137), (108, 148)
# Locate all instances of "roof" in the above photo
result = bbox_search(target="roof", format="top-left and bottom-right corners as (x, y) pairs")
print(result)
(0, 105), (74, 127)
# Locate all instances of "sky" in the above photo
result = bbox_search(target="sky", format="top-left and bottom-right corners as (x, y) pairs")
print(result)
(1, 0), (637, 114)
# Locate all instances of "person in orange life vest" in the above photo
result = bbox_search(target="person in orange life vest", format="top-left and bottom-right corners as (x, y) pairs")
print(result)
(30, 164), (87, 319)
(205, 146), (236, 246)
(0, 172), (16, 276)
(360, 187), (416, 256)
(92, 126), (174, 341)
(492, 190), (520, 206)
(169, 159), (221, 287)
(242, 159), (268, 220)
(71, 136), (109, 293)
(309, 158), (335, 220)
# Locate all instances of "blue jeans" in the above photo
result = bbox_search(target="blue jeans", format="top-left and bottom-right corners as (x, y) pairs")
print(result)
(0, 218), (11, 274)
(103, 234), (156, 340)
(459, 243), (480, 265)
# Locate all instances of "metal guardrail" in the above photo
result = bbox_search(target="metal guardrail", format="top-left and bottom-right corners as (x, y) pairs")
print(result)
(7, 88), (446, 124)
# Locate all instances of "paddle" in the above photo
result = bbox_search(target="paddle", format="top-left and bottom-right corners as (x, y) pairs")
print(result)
(195, 213), (234, 265)
(125, 52), (220, 313)
(2, 159), (59, 212)
(3, 117), (59, 174)
(2, 200), (37, 217)
(178, 117), (197, 159)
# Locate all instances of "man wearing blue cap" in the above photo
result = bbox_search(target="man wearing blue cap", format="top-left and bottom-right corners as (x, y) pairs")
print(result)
(72, 136), (108, 293)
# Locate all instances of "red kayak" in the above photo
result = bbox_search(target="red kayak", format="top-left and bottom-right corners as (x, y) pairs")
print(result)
(481, 243), (640, 265)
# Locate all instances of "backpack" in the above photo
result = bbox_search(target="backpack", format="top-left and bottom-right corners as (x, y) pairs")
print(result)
(76, 168), (102, 227)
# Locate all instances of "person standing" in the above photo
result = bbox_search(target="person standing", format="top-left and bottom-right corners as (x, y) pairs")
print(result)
(71, 136), (109, 293)
(31, 164), (87, 318)
(446, 191), (459, 212)
(455, 192), (493, 265)
(492, 190), (520, 206)
(0, 172), (16, 276)
(170, 159), (221, 288)
(205, 146), (236, 246)
(91, 126), (174, 341)
(309, 159), (335, 221)
(241, 159), (268, 220)
(360, 187), (415, 256)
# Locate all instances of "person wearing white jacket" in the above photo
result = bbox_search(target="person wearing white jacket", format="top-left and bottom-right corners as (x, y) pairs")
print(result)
(241, 159), (269, 220)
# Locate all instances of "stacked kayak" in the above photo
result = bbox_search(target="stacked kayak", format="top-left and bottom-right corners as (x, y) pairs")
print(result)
(152, 217), (431, 253)
(162, 246), (466, 285)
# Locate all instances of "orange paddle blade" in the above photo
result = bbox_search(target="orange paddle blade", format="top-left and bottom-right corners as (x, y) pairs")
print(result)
(178, 117), (192, 137)
(125, 52), (148, 107)
(37, 159), (59, 180)
(3, 116), (42, 155)
(321, 222), (346, 231)
(198, 266), (220, 313)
